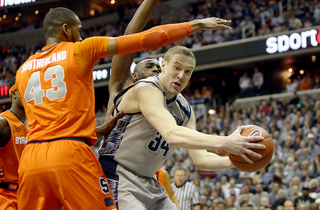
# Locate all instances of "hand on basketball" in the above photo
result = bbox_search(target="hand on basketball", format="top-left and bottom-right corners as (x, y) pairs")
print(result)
(226, 126), (265, 164)
(190, 17), (231, 31)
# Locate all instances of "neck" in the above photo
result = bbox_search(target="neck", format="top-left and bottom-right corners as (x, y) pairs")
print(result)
(46, 37), (63, 46)
(10, 105), (26, 122)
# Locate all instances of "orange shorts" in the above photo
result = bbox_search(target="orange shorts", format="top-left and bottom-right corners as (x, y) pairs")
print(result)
(18, 139), (116, 210)
(0, 188), (17, 210)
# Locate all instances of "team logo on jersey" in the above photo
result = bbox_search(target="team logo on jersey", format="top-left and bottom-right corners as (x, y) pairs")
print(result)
(99, 177), (110, 194)
(15, 136), (27, 144)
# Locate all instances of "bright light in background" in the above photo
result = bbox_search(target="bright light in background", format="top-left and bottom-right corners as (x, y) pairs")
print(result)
(35, 10), (39, 15)
(208, 109), (215, 115)
(312, 55), (316, 62)
(3, 15), (6, 19)
(288, 68), (292, 72)
(90, 9), (95, 16)
(111, 0), (115, 4)
(18, 13), (21, 17)
(300, 70), (304, 74)
(15, 17), (19, 21)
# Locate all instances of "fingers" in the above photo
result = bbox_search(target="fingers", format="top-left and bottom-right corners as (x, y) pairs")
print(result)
(246, 142), (266, 150)
(216, 25), (232, 30)
(239, 153), (253, 164)
(245, 136), (265, 143)
(112, 111), (124, 122)
(245, 149), (262, 159)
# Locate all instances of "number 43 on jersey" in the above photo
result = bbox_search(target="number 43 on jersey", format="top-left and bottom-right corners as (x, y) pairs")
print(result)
(24, 65), (67, 105)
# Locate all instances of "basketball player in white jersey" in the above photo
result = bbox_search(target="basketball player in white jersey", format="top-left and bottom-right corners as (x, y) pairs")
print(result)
(98, 46), (266, 209)
(99, 0), (179, 209)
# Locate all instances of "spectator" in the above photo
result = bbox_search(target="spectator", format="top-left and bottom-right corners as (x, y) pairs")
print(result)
(252, 67), (264, 96)
(239, 72), (253, 98)
(294, 187), (315, 208)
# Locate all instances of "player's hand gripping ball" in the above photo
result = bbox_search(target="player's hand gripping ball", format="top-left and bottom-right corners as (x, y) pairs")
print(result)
(228, 125), (274, 172)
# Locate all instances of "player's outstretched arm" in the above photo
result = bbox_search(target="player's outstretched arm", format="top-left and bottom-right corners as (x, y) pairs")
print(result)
(96, 105), (123, 137)
(108, 0), (159, 110)
(106, 17), (231, 56)
(125, 83), (265, 164)
(163, 169), (181, 210)
(0, 117), (11, 147)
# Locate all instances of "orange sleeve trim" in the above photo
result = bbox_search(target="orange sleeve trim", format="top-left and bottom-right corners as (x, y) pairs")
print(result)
(115, 22), (193, 55)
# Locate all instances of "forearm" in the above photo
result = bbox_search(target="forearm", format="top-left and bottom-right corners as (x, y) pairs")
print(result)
(115, 22), (193, 55)
(95, 124), (106, 137)
(164, 126), (227, 151)
(188, 147), (233, 171)
(169, 194), (181, 210)
(124, 0), (158, 34)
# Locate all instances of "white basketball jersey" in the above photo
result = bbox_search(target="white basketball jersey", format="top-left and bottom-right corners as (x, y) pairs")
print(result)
(98, 76), (192, 177)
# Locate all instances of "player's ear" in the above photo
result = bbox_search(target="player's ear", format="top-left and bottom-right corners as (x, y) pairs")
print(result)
(161, 60), (166, 72)
(62, 24), (69, 36)
(132, 72), (138, 81)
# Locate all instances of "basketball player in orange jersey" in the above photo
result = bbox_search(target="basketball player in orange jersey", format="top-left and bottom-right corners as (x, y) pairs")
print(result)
(0, 77), (28, 210)
(15, 6), (232, 210)
(100, 0), (179, 208)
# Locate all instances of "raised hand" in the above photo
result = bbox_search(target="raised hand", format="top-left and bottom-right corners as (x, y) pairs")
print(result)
(189, 17), (231, 31)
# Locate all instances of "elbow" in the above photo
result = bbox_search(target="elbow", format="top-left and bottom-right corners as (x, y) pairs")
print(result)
(162, 128), (179, 146)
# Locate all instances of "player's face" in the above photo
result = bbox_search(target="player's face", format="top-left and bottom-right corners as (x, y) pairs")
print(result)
(174, 169), (186, 187)
(136, 59), (161, 80)
(161, 54), (195, 98)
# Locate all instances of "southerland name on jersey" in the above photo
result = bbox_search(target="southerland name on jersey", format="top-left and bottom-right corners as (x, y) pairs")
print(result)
(21, 51), (67, 73)
(15, 136), (27, 144)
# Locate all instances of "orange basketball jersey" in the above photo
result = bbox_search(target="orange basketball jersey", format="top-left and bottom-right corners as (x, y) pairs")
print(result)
(156, 168), (165, 187)
(0, 110), (28, 183)
(16, 38), (110, 146)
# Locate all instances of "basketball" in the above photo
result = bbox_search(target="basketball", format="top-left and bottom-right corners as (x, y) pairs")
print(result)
(228, 125), (274, 172)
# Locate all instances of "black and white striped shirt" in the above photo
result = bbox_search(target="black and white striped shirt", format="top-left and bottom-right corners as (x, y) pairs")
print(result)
(172, 181), (200, 210)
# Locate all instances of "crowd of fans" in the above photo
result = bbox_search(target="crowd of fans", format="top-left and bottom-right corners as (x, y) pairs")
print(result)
(1, 0), (320, 86)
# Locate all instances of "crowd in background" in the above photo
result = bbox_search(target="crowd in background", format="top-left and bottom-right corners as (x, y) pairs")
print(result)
(1, 0), (320, 87)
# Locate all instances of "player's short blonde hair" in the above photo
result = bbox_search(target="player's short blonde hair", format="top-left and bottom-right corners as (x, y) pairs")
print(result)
(164, 46), (196, 63)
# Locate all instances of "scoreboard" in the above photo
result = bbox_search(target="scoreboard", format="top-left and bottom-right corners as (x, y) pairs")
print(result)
(0, 0), (36, 7)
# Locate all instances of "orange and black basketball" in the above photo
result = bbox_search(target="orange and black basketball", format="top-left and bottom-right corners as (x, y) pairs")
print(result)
(228, 125), (273, 172)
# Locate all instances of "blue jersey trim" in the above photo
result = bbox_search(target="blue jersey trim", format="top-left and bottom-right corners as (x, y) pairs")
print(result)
(113, 77), (165, 113)
(8, 110), (26, 125)
(166, 95), (177, 104)
(27, 137), (88, 144)
(176, 100), (191, 120)
(37, 42), (59, 53)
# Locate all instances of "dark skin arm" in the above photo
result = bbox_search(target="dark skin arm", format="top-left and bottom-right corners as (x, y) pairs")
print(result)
(0, 117), (11, 147)
(0, 117), (11, 179)
(107, 0), (159, 109)
(96, 105), (123, 137)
